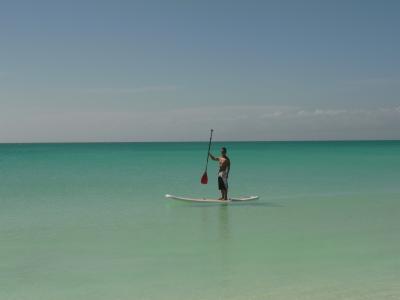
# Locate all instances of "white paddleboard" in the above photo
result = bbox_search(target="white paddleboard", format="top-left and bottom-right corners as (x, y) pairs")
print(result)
(165, 194), (259, 203)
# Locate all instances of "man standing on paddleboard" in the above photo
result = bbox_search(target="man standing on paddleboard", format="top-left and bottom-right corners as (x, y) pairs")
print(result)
(209, 147), (230, 200)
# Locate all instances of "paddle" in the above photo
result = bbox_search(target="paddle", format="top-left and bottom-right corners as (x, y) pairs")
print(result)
(201, 129), (214, 184)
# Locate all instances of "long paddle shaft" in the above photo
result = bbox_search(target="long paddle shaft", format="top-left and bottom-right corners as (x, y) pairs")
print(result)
(201, 129), (213, 184)
(204, 129), (214, 171)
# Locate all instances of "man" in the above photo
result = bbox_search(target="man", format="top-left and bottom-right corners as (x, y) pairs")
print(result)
(209, 147), (231, 200)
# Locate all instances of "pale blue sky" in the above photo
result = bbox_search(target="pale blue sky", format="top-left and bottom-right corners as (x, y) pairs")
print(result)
(1, 0), (399, 142)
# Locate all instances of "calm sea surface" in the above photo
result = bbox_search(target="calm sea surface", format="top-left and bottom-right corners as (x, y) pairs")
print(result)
(1, 141), (399, 299)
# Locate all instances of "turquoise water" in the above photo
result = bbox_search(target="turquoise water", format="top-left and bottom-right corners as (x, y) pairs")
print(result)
(1, 141), (400, 299)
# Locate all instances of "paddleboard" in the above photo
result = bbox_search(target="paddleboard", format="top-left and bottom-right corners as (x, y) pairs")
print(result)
(165, 194), (259, 203)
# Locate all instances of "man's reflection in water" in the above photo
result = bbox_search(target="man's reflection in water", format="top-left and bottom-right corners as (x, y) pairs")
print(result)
(198, 204), (233, 294)
(218, 205), (230, 241)
(218, 205), (232, 291)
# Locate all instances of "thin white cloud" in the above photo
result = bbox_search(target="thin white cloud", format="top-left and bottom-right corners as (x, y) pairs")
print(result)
(346, 77), (400, 87)
(81, 85), (179, 94)
(1, 105), (399, 142)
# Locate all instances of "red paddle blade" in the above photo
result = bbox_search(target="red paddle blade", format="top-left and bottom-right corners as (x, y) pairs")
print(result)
(201, 172), (208, 184)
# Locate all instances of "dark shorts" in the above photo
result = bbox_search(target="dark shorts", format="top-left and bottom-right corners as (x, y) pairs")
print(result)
(218, 176), (228, 190)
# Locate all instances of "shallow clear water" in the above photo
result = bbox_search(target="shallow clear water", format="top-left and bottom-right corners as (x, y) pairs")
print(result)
(1, 141), (400, 299)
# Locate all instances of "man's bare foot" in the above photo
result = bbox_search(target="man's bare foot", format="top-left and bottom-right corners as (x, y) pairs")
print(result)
(218, 197), (224, 200)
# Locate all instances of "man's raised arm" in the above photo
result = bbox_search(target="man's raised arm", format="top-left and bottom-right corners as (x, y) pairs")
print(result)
(209, 153), (218, 161)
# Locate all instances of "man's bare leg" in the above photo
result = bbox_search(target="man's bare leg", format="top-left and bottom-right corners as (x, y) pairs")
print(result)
(220, 190), (228, 200)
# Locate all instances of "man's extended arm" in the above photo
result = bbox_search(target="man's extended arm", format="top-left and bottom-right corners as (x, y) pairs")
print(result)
(209, 153), (218, 161)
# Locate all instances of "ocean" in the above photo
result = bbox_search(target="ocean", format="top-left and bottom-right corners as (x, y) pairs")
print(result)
(1, 141), (399, 299)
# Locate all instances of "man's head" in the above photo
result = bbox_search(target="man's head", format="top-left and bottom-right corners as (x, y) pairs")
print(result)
(221, 147), (227, 156)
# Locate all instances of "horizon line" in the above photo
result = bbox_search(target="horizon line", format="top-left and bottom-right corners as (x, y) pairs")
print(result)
(0, 138), (399, 145)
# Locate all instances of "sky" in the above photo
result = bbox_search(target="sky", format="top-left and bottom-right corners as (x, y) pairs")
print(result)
(1, 0), (399, 142)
